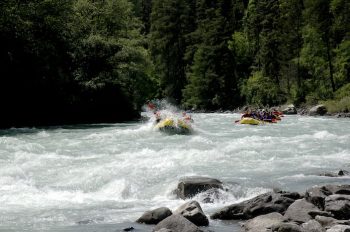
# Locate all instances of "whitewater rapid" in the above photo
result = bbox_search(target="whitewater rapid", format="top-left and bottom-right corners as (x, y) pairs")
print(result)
(0, 113), (349, 231)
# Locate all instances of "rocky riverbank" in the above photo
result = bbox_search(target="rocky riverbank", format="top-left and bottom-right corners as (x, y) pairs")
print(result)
(132, 176), (350, 232)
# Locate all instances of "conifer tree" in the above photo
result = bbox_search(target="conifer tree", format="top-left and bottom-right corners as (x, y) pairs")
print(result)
(150, 0), (191, 103)
(183, 0), (240, 110)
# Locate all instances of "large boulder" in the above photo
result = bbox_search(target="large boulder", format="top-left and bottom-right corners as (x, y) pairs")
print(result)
(309, 105), (327, 116)
(301, 220), (325, 232)
(326, 225), (350, 232)
(271, 222), (304, 232)
(315, 216), (350, 228)
(325, 195), (350, 220)
(136, 207), (172, 224)
(284, 199), (324, 224)
(211, 191), (300, 220)
(153, 214), (203, 232)
(175, 177), (223, 200)
(305, 185), (350, 210)
(174, 201), (209, 226)
(243, 212), (284, 232)
(282, 104), (297, 115)
(306, 186), (333, 210)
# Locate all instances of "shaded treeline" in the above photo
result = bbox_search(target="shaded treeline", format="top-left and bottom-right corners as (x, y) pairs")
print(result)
(0, 0), (156, 128)
(0, 0), (349, 127)
(143, 0), (350, 110)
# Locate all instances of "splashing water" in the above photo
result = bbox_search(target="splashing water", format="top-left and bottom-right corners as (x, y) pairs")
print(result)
(0, 114), (349, 231)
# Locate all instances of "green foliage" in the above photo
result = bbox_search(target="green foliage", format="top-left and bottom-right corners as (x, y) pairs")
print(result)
(183, 0), (242, 110)
(333, 39), (350, 87)
(0, 0), (155, 127)
(323, 97), (350, 113)
(334, 83), (350, 99)
(242, 71), (286, 106)
(228, 32), (251, 65)
(322, 83), (350, 113)
(150, 0), (191, 103)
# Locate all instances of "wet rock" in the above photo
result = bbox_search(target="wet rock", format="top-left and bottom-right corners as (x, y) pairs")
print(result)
(306, 186), (334, 210)
(155, 229), (173, 232)
(153, 214), (203, 232)
(305, 185), (350, 210)
(136, 207), (172, 224)
(76, 217), (104, 225)
(284, 199), (324, 223)
(174, 201), (209, 226)
(271, 222), (304, 232)
(325, 195), (350, 220)
(123, 227), (135, 231)
(326, 225), (350, 232)
(282, 104), (297, 115)
(301, 220), (325, 232)
(338, 170), (349, 176)
(210, 191), (297, 220)
(243, 212), (284, 232)
(175, 177), (223, 200)
(309, 105), (327, 116)
(315, 216), (350, 228)
(319, 170), (349, 177)
(201, 188), (222, 204)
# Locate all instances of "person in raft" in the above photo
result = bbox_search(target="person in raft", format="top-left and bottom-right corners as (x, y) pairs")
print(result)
(182, 112), (193, 123)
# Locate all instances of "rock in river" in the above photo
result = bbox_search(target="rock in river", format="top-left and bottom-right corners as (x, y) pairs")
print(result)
(282, 104), (297, 115)
(136, 207), (172, 224)
(175, 176), (223, 199)
(243, 212), (284, 232)
(174, 201), (209, 226)
(325, 195), (350, 220)
(284, 199), (325, 223)
(211, 191), (300, 220)
(309, 105), (327, 116)
(305, 185), (350, 210)
(153, 214), (203, 232)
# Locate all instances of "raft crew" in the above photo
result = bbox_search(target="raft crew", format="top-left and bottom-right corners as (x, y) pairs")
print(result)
(237, 109), (284, 124)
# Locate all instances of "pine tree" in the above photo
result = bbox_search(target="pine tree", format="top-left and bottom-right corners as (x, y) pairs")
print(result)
(150, 0), (191, 103)
(303, 0), (335, 92)
(183, 0), (240, 110)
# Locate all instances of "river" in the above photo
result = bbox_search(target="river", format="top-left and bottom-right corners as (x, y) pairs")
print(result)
(0, 113), (349, 231)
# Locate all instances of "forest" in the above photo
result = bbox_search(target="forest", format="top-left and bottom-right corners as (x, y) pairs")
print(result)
(0, 0), (349, 127)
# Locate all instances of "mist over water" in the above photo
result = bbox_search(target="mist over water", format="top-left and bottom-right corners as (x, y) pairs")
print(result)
(0, 114), (350, 231)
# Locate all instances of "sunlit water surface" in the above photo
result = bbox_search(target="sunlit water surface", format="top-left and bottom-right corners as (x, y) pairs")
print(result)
(0, 113), (349, 231)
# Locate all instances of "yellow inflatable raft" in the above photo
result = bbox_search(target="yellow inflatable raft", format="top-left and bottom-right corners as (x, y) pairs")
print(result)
(155, 118), (192, 134)
(239, 117), (261, 125)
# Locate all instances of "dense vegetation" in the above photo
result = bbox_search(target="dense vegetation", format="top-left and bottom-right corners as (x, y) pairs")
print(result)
(1, 0), (349, 127)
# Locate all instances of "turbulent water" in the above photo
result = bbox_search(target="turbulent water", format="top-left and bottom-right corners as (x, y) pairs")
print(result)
(0, 113), (350, 232)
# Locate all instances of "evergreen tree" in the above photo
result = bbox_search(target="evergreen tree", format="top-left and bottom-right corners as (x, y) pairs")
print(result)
(150, 0), (191, 103)
(279, 0), (304, 102)
(303, 0), (336, 93)
(183, 0), (240, 110)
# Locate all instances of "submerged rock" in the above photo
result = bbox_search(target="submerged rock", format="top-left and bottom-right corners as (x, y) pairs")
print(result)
(243, 212), (284, 232)
(174, 201), (209, 226)
(175, 177), (223, 199)
(319, 170), (349, 178)
(210, 191), (299, 220)
(153, 214), (203, 232)
(136, 207), (172, 224)
(123, 227), (135, 231)
(309, 105), (327, 116)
